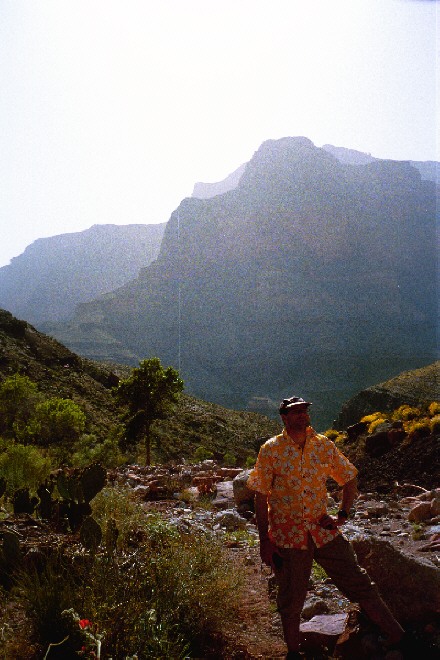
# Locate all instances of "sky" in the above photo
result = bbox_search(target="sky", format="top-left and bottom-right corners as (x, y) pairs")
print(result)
(0, 0), (438, 267)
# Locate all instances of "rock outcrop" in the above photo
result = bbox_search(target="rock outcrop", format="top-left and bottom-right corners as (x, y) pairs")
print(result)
(352, 536), (440, 623)
(335, 362), (439, 429)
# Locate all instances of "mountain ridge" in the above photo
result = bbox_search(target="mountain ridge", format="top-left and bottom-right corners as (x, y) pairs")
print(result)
(0, 223), (166, 324)
(40, 136), (437, 429)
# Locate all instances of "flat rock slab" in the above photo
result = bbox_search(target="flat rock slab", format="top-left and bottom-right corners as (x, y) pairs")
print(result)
(300, 613), (349, 651)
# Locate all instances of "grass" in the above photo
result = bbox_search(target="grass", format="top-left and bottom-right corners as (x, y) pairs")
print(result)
(5, 486), (243, 658)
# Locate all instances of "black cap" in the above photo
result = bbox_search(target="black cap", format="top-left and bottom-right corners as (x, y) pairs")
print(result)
(279, 396), (312, 415)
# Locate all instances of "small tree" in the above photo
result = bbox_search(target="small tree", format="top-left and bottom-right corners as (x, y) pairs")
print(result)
(0, 374), (41, 437)
(115, 358), (184, 465)
(27, 397), (86, 447)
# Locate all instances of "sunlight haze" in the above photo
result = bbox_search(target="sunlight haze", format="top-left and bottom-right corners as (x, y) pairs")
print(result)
(0, 0), (438, 267)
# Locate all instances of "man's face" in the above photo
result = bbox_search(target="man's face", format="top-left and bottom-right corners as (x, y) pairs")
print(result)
(282, 405), (310, 433)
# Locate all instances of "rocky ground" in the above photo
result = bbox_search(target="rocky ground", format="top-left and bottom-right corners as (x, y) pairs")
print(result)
(1, 461), (439, 659)
(139, 474), (440, 659)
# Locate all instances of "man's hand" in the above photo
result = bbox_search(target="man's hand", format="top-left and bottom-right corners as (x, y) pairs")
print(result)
(259, 537), (279, 568)
(318, 513), (345, 530)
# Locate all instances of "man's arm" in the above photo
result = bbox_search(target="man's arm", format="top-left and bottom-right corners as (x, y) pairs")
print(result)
(319, 477), (358, 529)
(339, 477), (358, 518)
(254, 492), (278, 567)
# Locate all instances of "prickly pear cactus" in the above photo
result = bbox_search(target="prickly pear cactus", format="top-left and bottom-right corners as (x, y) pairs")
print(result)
(80, 516), (102, 552)
(105, 517), (119, 554)
(57, 470), (82, 502)
(81, 463), (107, 503)
(12, 487), (38, 514)
(2, 530), (22, 567)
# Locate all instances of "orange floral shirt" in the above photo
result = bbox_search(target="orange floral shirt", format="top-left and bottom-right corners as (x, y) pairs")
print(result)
(247, 427), (357, 549)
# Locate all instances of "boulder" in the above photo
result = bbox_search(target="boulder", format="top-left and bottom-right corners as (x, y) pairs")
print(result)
(365, 430), (392, 457)
(300, 613), (349, 653)
(351, 535), (440, 622)
(214, 509), (247, 531)
(430, 496), (440, 517)
(346, 421), (367, 441)
(233, 470), (255, 509)
(408, 501), (434, 523)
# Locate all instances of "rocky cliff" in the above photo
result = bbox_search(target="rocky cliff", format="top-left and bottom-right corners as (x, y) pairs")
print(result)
(41, 137), (438, 429)
(335, 362), (440, 429)
(192, 163), (247, 199)
(0, 223), (165, 324)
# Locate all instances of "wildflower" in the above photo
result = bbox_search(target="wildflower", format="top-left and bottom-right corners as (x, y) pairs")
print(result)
(79, 619), (92, 629)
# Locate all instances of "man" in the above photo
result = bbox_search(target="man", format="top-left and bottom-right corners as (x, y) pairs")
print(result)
(247, 396), (405, 660)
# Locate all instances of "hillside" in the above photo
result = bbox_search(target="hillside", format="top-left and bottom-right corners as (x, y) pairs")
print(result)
(0, 223), (165, 324)
(40, 137), (438, 430)
(335, 362), (439, 429)
(0, 308), (278, 460)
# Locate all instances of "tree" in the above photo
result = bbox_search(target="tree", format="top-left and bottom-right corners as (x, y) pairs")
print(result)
(0, 374), (41, 437)
(114, 358), (184, 465)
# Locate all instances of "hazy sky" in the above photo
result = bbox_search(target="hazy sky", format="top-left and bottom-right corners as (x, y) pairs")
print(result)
(0, 0), (438, 267)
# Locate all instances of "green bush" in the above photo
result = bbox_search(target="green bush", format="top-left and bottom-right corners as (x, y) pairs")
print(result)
(245, 455), (256, 469)
(91, 486), (147, 550)
(223, 451), (236, 466)
(27, 398), (86, 447)
(0, 443), (52, 495)
(70, 432), (123, 468)
(193, 445), (214, 462)
(0, 374), (41, 438)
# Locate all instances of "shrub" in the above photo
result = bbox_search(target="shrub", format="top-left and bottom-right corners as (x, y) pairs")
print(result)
(19, 491), (241, 657)
(28, 398), (86, 447)
(223, 451), (236, 466)
(245, 455), (256, 469)
(406, 419), (431, 438)
(0, 374), (41, 438)
(91, 486), (147, 550)
(360, 412), (383, 424)
(428, 402), (440, 417)
(368, 417), (388, 434)
(14, 551), (79, 650)
(392, 405), (421, 422)
(324, 429), (339, 440)
(70, 433), (123, 469)
(0, 443), (52, 495)
(193, 445), (214, 462)
(429, 415), (440, 435)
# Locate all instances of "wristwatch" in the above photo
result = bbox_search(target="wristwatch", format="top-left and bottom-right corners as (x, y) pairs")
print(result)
(337, 509), (349, 519)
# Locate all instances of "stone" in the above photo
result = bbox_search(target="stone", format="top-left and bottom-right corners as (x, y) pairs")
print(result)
(233, 470), (255, 509)
(300, 613), (349, 653)
(430, 497), (440, 517)
(302, 596), (329, 619)
(212, 481), (235, 510)
(365, 430), (392, 457)
(352, 535), (440, 622)
(214, 509), (247, 531)
(408, 501), (432, 523)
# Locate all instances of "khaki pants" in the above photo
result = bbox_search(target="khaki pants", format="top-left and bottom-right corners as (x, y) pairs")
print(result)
(275, 533), (380, 619)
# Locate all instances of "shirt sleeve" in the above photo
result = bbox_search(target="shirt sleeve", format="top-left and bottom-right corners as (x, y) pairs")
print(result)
(246, 440), (275, 495)
(328, 441), (358, 486)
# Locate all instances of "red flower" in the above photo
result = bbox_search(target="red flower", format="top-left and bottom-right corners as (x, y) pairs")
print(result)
(79, 619), (92, 629)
